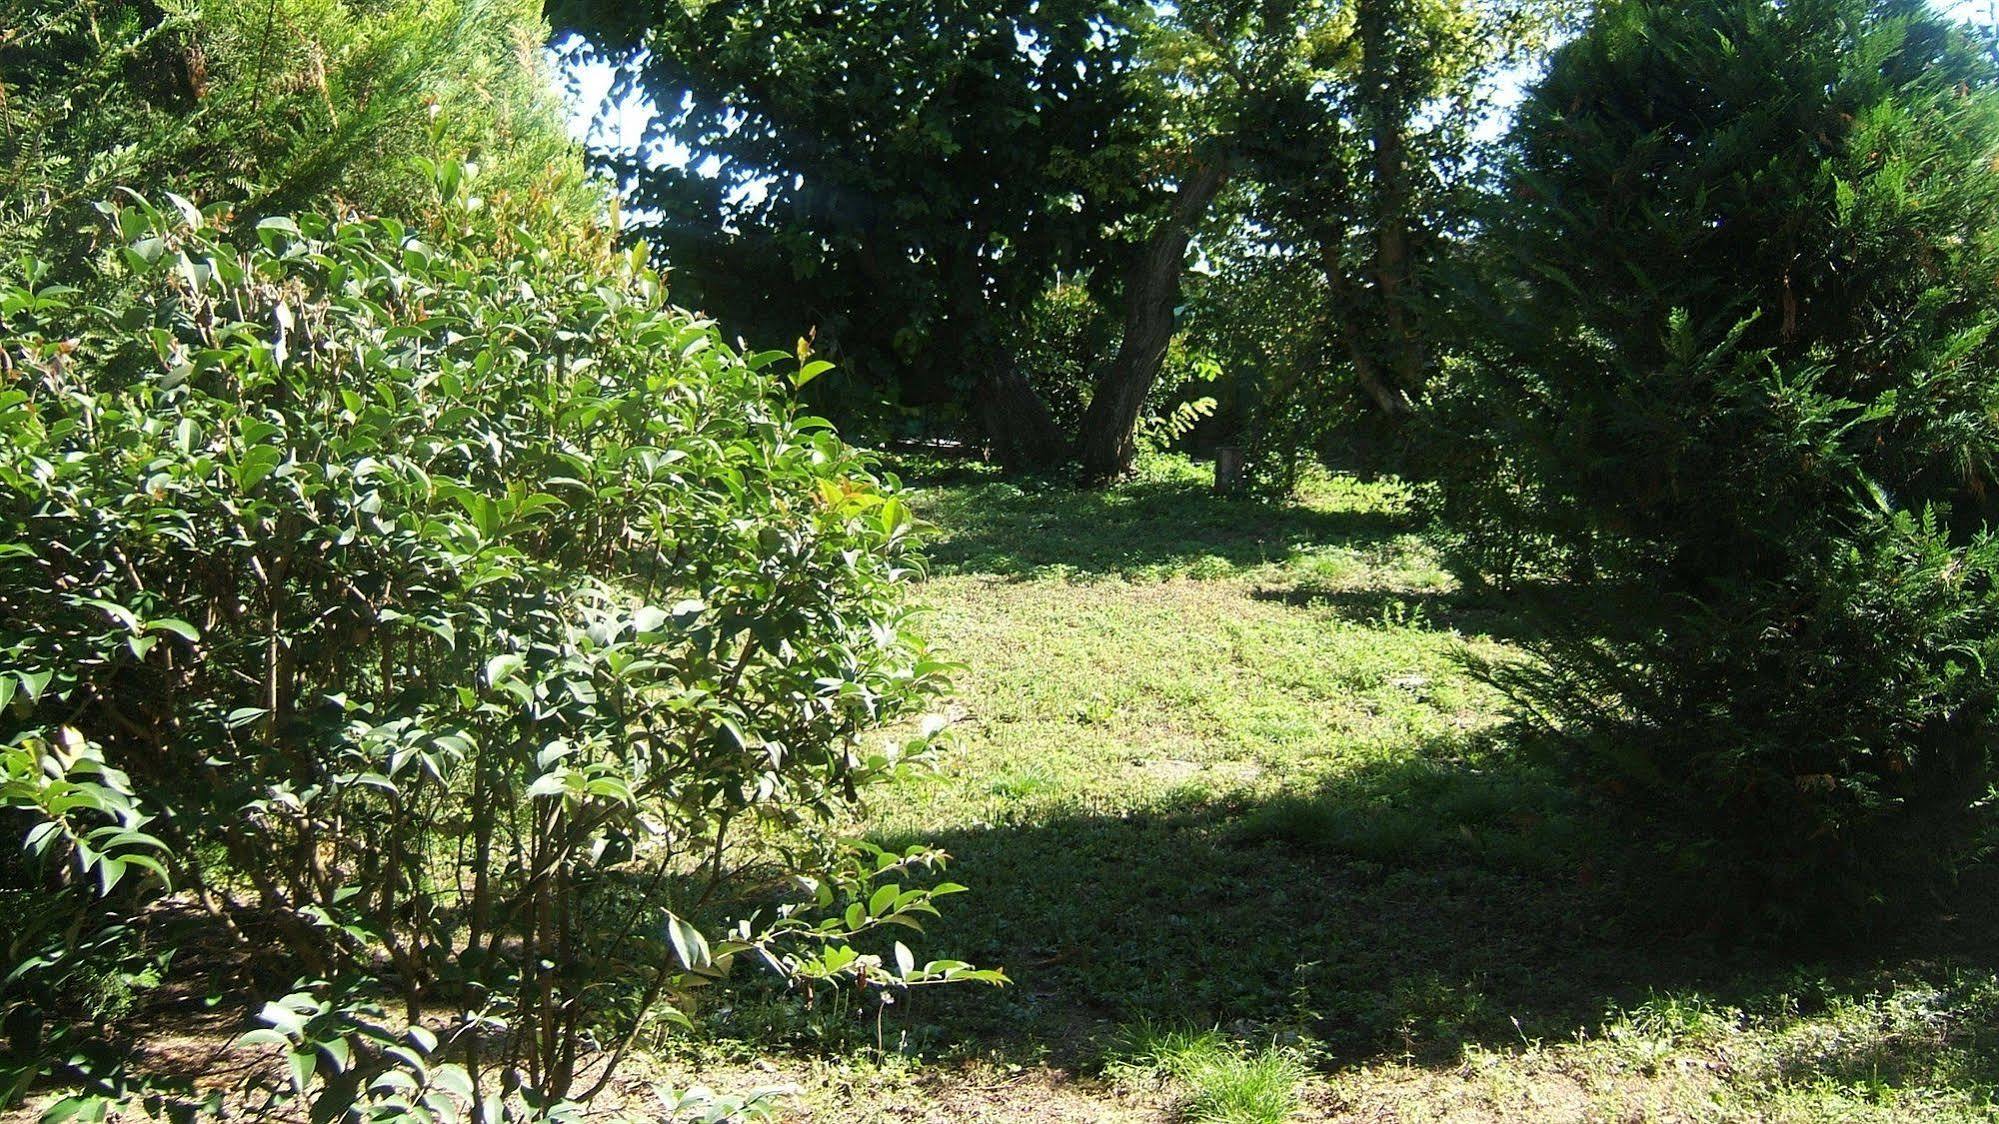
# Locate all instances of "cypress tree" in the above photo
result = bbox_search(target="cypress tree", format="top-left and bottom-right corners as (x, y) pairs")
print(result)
(1452, 0), (1999, 930)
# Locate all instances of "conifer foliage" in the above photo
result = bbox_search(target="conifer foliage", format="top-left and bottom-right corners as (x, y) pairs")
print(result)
(1446, 0), (1999, 928)
(0, 0), (595, 267)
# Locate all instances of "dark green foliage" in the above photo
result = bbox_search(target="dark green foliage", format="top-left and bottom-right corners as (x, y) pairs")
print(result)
(0, 183), (999, 1117)
(1443, 0), (1999, 929)
(1013, 282), (1120, 435)
(1, 733), (170, 1113)
(1164, 0), (1575, 492)
(1183, 215), (1342, 495)
(551, 0), (1150, 441)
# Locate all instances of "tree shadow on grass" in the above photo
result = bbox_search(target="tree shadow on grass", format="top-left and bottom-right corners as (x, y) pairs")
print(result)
(1247, 583), (1558, 645)
(857, 749), (1999, 1082)
(914, 476), (1410, 581)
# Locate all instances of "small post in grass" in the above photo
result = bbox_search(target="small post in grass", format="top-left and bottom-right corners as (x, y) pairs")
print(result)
(1213, 445), (1244, 494)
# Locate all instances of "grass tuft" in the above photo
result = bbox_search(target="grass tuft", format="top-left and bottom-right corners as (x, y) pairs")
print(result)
(1109, 1022), (1307, 1124)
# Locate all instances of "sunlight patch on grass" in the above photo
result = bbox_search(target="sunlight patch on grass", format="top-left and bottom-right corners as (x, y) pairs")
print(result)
(1109, 1023), (1307, 1124)
(1325, 978), (1999, 1124)
(841, 461), (1611, 1051)
(645, 455), (1999, 1124)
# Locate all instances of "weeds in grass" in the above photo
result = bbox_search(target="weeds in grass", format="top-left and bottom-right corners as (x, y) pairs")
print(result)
(987, 767), (1061, 800)
(655, 1082), (794, 1124)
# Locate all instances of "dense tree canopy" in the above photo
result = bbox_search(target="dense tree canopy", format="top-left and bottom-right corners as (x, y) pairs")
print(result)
(552, 0), (1575, 477)
(550, 0), (1157, 466)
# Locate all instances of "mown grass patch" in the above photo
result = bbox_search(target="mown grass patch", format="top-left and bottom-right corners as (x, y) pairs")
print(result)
(844, 456), (1654, 1058)
(641, 453), (1999, 1123)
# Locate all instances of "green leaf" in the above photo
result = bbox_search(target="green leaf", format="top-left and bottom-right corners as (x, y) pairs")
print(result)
(318, 1036), (352, 1073)
(665, 912), (711, 970)
(287, 1048), (317, 1092)
(793, 359), (836, 389)
(225, 707), (269, 728)
(257, 1001), (307, 1036)
(234, 1028), (292, 1050)
(432, 1064), (476, 1101)
(869, 883), (899, 917)
(235, 446), (284, 492)
(85, 599), (141, 632)
(146, 618), (200, 642)
(18, 669), (53, 702)
(526, 771), (571, 799)
(164, 192), (203, 231)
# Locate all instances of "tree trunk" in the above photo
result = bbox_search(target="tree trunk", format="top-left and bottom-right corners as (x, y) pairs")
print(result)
(1075, 159), (1230, 482)
(938, 237), (1069, 471)
(974, 362), (1070, 471)
(1357, 0), (1426, 402)
(1322, 238), (1415, 417)
(1371, 113), (1424, 397)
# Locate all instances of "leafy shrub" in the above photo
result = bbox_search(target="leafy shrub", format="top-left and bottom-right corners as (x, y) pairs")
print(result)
(2, 728), (173, 1114)
(1136, 340), (1222, 457)
(0, 181), (999, 1118)
(1444, 0), (1999, 929)
(1178, 226), (1340, 497)
(1013, 281), (1116, 436)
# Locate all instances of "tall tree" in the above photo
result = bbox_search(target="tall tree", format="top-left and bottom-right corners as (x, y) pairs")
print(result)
(550, 0), (1152, 469)
(551, 0), (1566, 479)
(1076, 0), (1570, 480)
(1073, 155), (1229, 478)
(1074, 0), (1368, 480)
(1445, 0), (1999, 927)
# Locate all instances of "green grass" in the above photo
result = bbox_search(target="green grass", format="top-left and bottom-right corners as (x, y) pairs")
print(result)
(656, 452), (1999, 1122)
(849, 455), (1643, 1057)
(1109, 1023), (1307, 1124)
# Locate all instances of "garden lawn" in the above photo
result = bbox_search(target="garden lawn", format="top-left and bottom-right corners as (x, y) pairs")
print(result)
(639, 456), (1999, 1124)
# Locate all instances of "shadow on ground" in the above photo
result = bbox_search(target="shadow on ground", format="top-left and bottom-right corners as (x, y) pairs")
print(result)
(846, 750), (1999, 1083)
(1248, 584), (1550, 645)
(913, 475), (1409, 581)
(860, 749), (1700, 1063)
(846, 457), (1999, 1105)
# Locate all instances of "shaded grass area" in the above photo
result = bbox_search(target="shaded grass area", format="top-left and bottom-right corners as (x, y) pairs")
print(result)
(863, 738), (1691, 1066)
(906, 455), (1432, 586)
(672, 454), (1999, 1122)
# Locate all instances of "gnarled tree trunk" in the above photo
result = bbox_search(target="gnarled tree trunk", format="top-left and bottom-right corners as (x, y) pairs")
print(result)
(973, 362), (1070, 471)
(1075, 159), (1230, 482)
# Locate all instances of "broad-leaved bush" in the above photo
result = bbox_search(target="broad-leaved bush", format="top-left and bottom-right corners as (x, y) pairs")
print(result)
(0, 183), (997, 1119)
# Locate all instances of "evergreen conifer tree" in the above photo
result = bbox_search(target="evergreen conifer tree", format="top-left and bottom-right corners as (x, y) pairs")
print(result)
(1452, 0), (1999, 929)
